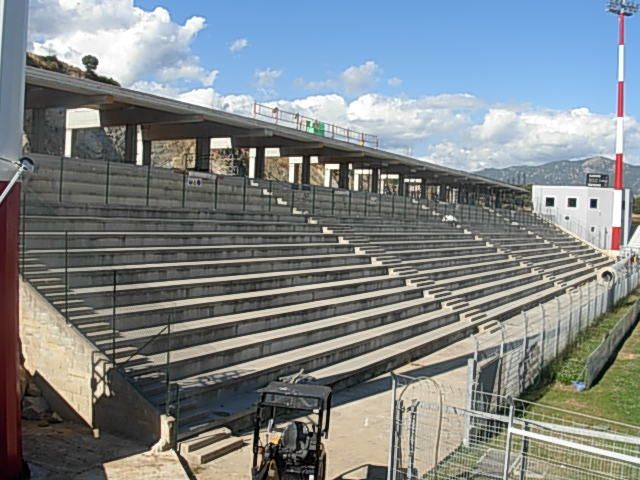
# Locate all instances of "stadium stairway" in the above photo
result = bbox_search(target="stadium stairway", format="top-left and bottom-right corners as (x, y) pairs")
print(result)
(19, 154), (615, 453)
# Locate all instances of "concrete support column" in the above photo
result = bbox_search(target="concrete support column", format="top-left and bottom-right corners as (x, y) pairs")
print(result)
(397, 173), (405, 196)
(254, 146), (266, 179)
(371, 167), (380, 193)
(31, 108), (46, 153)
(301, 155), (311, 185)
(124, 124), (137, 164)
(142, 140), (152, 166)
(195, 137), (210, 172)
(338, 162), (349, 189)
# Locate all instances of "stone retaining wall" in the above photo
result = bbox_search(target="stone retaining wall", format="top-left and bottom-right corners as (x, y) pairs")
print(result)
(20, 280), (160, 445)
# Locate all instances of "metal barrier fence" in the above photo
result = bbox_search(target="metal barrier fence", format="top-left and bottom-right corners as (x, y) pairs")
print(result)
(584, 299), (640, 388)
(25, 153), (547, 227)
(389, 374), (640, 480)
(389, 266), (640, 479)
(472, 265), (640, 400)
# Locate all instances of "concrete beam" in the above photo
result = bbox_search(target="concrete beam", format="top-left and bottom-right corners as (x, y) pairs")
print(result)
(25, 87), (114, 110)
(142, 123), (262, 141)
(100, 107), (204, 127)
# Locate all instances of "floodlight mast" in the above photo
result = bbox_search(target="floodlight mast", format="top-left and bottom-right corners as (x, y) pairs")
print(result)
(607, 0), (637, 250)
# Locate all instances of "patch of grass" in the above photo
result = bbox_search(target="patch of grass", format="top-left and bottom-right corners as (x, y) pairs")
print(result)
(524, 290), (640, 426)
(552, 290), (640, 385)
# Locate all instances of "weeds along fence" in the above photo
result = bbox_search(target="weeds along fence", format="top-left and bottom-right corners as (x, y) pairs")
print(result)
(389, 374), (640, 480)
(389, 265), (640, 479)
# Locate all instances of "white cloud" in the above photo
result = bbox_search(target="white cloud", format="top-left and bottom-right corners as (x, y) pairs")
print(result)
(28, 0), (217, 88)
(340, 61), (381, 95)
(28, 2), (639, 172)
(255, 68), (283, 89)
(229, 38), (248, 53)
(299, 61), (382, 96)
(425, 107), (639, 171)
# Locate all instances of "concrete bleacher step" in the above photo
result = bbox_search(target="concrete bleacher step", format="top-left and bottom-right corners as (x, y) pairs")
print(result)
(429, 265), (532, 291)
(86, 286), (423, 351)
(68, 274), (409, 330)
(121, 295), (442, 382)
(455, 278), (554, 318)
(25, 253), (372, 287)
(24, 230), (337, 249)
(24, 200), (306, 224)
(149, 308), (460, 416)
(180, 428), (244, 466)
(390, 245), (498, 261)
(24, 214), (323, 233)
(464, 285), (563, 323)
(409, 252), (511, 271)
(24, 242), (358, 268)
(21, 154), (612, 446)
(48, 264), (391, 308)
(176, 317), (474, 437)
(412, 259), (523, 282)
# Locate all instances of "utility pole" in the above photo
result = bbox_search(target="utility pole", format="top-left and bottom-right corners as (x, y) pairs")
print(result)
(0, 1), (30, 478)
(607, 0), (638, 250)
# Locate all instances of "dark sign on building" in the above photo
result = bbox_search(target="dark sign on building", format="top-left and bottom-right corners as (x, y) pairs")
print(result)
(586, 173), (609, 188)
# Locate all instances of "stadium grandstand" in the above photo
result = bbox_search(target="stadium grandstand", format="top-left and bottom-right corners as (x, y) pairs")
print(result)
(17, 66), (615, 464)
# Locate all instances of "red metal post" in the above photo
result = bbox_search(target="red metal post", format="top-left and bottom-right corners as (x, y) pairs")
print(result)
(0, 181), (22, 478)
(0, 2), (29, 477)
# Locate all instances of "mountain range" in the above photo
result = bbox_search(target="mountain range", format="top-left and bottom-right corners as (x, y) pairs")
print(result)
(475, 156), (640, 195)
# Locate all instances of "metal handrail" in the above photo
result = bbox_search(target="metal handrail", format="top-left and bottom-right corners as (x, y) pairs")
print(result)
(253, 102), (380, 148)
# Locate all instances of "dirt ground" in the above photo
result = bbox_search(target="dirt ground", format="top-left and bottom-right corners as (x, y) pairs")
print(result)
(23, 420), (188, 480)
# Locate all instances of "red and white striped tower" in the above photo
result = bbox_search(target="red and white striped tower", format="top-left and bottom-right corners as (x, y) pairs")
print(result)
(608, 0), (638, 250)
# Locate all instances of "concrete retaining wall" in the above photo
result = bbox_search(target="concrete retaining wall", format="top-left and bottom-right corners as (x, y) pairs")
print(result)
(20, 279), (161, 445)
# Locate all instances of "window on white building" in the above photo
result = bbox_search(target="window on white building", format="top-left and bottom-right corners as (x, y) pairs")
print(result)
(545, 197), (555, 207)
(567, 197), (577, 208)
(589, 198), (598, 209)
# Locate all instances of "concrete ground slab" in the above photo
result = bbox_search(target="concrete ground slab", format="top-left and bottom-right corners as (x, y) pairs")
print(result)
(194, 333), (474, 480)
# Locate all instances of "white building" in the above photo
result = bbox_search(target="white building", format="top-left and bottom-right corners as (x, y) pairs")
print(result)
(531, 185), (632, 250)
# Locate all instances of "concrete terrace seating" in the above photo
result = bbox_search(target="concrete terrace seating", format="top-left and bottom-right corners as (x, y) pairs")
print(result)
(20, 154), (614, 439)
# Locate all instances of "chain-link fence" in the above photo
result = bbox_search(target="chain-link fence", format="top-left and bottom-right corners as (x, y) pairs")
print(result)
(471, 263), (640, 400)
(389, 264), (640, 479)
(584, 299), (640, 388)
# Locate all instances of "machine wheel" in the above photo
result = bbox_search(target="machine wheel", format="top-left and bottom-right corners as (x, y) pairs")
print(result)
(317, 448), (327, 480)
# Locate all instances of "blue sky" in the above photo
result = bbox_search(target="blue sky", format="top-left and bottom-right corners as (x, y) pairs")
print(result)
(133, 0), (632, 115)
(27, 0), (640, 170)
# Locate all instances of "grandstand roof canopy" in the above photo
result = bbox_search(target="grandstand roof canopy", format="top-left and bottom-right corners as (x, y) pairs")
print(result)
(25, 66), (526, 193)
